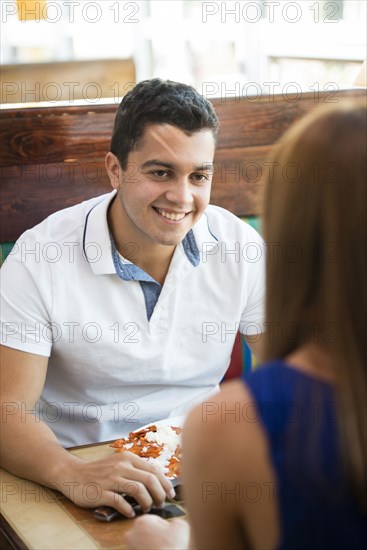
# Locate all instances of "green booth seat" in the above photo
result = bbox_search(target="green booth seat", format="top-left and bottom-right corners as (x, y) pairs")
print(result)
(0, 242), (14, 266)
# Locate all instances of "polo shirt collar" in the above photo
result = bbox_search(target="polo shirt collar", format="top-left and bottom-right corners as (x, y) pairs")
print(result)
(83, 190), (218, 275)
(191, 210), (219, 259)
(83, 191), (116, 275)
(110, 228), (200, 282)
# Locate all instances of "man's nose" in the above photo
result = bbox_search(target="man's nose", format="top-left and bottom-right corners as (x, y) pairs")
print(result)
(164, 177), (192, 205)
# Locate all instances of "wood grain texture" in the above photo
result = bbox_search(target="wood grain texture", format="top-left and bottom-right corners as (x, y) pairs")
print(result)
(0, 441), (187, 550)
(0, 108), (115, 164)
(1, 88), (366, 241)
(1, 58), (135, 103)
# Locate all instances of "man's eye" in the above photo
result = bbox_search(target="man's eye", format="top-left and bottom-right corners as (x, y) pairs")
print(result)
(192, 173), (209, 183)
(151, 170), (169, 177)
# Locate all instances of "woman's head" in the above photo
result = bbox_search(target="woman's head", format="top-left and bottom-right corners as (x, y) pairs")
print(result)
(263, 101), (367, 510)
(263, 102), (367, 361)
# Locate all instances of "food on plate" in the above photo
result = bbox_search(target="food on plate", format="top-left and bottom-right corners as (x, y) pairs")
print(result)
(110, 424), (182, 479)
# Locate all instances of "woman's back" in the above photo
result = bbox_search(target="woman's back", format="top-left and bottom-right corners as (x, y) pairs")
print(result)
(244, 361), (367, 550)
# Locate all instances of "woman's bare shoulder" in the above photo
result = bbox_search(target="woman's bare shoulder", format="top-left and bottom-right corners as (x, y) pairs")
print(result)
(183, 378), (270, 465)
(183, 380), (280, 550)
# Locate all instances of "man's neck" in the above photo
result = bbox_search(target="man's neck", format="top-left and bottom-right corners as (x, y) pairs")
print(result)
(129, 244), (176, 286)
(108, 200), (175, 285)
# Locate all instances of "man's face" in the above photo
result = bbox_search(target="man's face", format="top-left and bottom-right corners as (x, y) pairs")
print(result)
(107, 124), (216, 249)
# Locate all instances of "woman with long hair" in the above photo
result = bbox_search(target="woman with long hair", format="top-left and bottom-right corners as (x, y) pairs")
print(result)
(125, 101), (367, 549)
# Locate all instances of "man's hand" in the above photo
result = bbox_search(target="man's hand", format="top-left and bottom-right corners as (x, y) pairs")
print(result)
(64, 452), (175, 518)
(125, 516), (190, 549)
(0, 346), (174, 519)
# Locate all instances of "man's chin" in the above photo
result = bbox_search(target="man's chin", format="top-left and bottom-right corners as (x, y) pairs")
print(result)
(155, 232), (189, 247)
(157, 238), (186, 247)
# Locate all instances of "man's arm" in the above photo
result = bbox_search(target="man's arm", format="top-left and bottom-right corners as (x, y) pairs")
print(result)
(243, 332), (266, 364)
(0, 345), (175, 517)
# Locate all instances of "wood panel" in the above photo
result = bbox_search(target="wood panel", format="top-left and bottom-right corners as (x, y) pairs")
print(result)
(1, 59), (135, 104)
(0, 161), (111, 242)
(1, 88), (366, 241)
(211, 145), (271, 216)
(0, 105), (115, 164)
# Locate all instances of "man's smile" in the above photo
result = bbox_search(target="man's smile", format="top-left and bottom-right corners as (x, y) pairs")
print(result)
(153, 207), (190, 222)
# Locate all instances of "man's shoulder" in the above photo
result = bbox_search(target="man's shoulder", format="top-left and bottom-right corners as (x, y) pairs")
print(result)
(17, 192), (113, 244)
(202, 204), (262, 242)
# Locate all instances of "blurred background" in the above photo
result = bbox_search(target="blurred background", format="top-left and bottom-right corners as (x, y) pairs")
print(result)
(1, 0), (366, 103)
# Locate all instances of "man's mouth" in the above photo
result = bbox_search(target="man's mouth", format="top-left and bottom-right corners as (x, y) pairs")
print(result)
(153, 207), (188, 221)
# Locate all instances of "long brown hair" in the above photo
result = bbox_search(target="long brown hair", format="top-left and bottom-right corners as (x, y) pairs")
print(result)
(262, 101), (367, 511)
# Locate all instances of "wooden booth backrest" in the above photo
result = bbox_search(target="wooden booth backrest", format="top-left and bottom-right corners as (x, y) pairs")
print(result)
(1, 88), (365, 244)
(1, 58), (136, 104)
(1, 88), (365, 378)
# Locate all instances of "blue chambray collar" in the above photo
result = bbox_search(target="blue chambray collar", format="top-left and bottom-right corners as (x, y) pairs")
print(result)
(182, 229), (200, 267)
(110, 230), (200, 282)
(83, 189), (214, 276)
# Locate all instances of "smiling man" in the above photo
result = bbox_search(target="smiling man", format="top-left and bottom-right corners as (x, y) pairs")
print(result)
(0, 79), (265, 517)
(106, 123), (215, 285)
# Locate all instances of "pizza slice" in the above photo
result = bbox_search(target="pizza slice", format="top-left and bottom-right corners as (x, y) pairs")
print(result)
(110, 424), (182, 479)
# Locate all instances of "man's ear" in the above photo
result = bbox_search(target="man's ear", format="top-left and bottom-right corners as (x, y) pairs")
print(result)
(105, 152), (121, 190)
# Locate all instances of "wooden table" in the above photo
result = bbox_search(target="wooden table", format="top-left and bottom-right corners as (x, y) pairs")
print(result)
(0, 441), (186, 550)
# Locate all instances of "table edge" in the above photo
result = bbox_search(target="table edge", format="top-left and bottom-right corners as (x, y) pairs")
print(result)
(0, 514), (28, 550)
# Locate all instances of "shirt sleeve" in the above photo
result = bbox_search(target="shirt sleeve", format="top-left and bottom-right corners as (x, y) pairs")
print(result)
(239, 224), (266, 336)
(1, 236), (53, 356)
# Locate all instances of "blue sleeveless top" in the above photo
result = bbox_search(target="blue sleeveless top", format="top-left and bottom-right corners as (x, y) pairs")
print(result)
(243, 360), (367, 550)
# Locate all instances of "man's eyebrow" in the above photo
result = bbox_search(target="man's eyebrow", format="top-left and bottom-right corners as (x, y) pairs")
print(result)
(141, 160), (176, 170)
(141, 160), (214, 171)
(199, 163), (214, 172)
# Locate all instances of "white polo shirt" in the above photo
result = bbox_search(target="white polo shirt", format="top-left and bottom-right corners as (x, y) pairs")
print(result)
(1, 191), (265, 447)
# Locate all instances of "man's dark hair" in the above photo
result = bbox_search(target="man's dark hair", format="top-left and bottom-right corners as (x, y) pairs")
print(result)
(110, 78), (219, 169)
